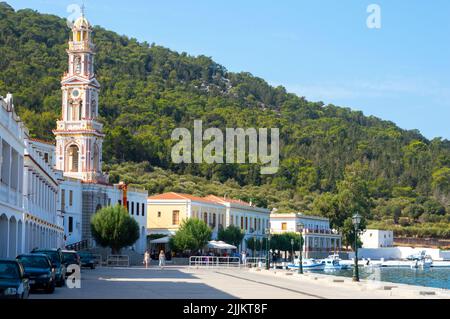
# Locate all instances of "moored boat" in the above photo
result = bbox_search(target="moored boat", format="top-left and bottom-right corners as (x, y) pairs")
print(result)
(322, 254), (351, 271)
(410, 256), (433, 269)
(287, 258), (325, 270)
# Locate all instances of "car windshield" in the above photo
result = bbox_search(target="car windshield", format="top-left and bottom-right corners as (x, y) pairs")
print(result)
(35, 251), (59, 264)
(63, 253), (77, 262)
(0, 262), (20, 279)
(18, 256), (50, 269)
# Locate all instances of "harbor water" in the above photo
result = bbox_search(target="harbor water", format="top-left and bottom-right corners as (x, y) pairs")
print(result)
(311, 267), (450, 290)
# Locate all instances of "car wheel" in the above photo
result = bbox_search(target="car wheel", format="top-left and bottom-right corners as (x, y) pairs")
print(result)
(46, 282), (55, 294)
(56, 277), (64, 287)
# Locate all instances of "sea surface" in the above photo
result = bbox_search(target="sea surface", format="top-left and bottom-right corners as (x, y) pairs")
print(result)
(311, 267), (450, 290)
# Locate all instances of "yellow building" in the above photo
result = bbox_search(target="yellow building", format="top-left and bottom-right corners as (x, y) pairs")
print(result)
(147, 193), (271, 249)
(147, 193), (226, 238)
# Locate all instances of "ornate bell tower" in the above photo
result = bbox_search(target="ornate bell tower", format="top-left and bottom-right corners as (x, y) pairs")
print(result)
(53, 13), (106, 183)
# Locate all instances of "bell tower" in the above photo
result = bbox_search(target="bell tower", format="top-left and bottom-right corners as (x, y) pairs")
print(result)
(53, 12), (106, 183)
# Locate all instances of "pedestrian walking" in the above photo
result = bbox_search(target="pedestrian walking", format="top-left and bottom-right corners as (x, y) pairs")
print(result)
(159, 250), (166, 269)
(143, 250), (150, 269)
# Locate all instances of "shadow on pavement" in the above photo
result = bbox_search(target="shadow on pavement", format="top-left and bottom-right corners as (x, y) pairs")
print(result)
(30, 267), (237, 299)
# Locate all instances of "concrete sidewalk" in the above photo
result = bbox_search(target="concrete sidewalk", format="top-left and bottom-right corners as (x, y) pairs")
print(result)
(30, 266), (450, 299)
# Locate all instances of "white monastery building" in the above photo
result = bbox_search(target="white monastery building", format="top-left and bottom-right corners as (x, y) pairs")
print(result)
(360, 229), (394, 249)
(0, 94), (26, 258)
(270, 213), (342, 258)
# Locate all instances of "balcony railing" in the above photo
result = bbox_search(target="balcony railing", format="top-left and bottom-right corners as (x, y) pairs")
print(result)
(271, 228), (340, 236)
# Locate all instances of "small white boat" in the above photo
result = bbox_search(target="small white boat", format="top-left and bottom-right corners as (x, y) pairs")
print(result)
(287, 258), (325, 270)
(406, 250), (426, 261)
(410, 256), (433, 269)
(322, 255), (350, 271)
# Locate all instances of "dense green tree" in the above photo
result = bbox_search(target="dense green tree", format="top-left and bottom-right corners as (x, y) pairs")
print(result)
(1, 3), (450, 239)
(90, 205), (140, 254)
(170, 218), (212, 254)
(217, 225), (245, 248)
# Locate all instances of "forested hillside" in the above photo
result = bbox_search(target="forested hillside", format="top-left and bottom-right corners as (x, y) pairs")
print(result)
(1, 3), (449, 239)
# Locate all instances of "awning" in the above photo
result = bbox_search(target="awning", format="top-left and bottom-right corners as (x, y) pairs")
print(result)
(149, 236), (171, 244)
(207, 241), (237, 250)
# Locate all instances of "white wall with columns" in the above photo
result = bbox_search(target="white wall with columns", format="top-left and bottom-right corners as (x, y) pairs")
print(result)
(0, 93), (26, 258)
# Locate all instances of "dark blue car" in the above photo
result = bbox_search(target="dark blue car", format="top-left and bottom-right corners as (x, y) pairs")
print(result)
(17, 254), (56, 293)
(31, 248), (66, 287)
(0, 259), (30, 299)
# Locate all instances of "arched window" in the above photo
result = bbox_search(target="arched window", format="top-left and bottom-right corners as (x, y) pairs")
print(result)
(67, 145), (79, 172)
(74, 56), (81, 74)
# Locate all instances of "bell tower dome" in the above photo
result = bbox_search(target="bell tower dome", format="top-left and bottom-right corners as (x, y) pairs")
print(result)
(53, 12), (106, 183)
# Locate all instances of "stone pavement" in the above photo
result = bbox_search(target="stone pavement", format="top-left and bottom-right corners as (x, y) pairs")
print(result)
(29, 266), (450, 299)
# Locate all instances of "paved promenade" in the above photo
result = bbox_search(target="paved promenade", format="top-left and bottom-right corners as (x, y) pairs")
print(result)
(30, 266), (450, 299)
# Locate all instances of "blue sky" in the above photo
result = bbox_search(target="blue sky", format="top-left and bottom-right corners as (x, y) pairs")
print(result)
(7, 0), (450, 139)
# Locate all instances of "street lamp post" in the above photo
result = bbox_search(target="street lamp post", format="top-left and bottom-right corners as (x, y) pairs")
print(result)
(297, 222), (304, 274)
(265, 228), (270, 270)
(259, 238), (263, 258)
(290, 238), (294, 263)
(352, 213), (362, 282)
(253, 236), (256, 260)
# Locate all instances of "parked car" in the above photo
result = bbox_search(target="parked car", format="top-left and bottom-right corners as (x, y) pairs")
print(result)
(16, 254), (55, 294)
(31, 248), (66, 287)
(61, 250), (81, 274)
(78, 251), (96, 269)
(0, 259), (30, 299)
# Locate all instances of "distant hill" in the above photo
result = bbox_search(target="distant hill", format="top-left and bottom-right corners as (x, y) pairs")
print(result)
(1, 2), (449, 238)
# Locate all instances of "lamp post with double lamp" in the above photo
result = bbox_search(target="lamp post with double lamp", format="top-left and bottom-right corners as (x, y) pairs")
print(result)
(265, 228), (270, 270)
(297, 222), (304, 274)
(352, 213), (362, 282)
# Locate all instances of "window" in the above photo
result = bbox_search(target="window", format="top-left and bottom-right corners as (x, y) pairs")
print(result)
(44, 153), (49, 163)
(240, 217), (244, 230)
(136, 203), (140, 216)
(127, 201), (130, 212)
(157, 211), (161, 218)
(142, 203), (145, 216)
(69, 190), (73, 206)
(173, 210), (180, 225)
(118, 200), (122, 206)
(68, 217), (73, 233)
(282, 223), (287, 231)
(204, 213), (208, 224)
(67, 145), (79, 172)
(131, 202), (134, 215)
(245, 217), (248, 230)
(212, 214), (216, 227)
(61, 189), (65, 210)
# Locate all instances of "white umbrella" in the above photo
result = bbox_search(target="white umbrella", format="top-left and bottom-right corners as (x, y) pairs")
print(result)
(149, 236), (171, 244)
(207, 241), (237, 250)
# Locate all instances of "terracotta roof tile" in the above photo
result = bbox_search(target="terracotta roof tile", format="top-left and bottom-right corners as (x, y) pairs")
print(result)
(29, 137), (56, 145)
(205, 195), (252, 206)
(148, 192), (220, 204)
